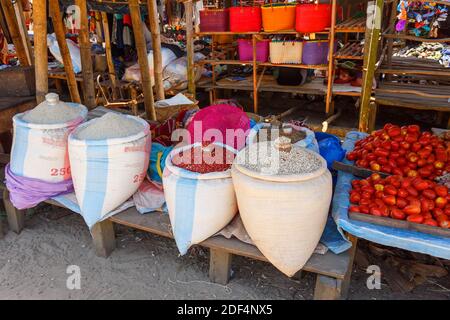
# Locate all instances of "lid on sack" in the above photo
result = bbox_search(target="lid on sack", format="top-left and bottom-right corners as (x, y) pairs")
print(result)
(21, 93), (87, 125)
(233, 139), (327, 182)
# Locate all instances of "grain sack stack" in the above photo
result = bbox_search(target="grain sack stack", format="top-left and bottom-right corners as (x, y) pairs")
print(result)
(232, 137), (332, 276)
(68, 112), (151, 228)
(163, 142), (238, 255)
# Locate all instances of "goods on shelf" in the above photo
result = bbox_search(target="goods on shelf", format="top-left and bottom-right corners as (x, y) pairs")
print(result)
(164, 142), (238, 255)
(232, 140), (332, 276)
(394, 42), (450, 67)
(346, 124), (450, 179)
(295, 3), (332, 33)
(237, 39), (270, 62)
(229, 5), (262, 32)
(348, 173), (450, 229)
(199, 9), (229, 32)
(10, 93), (87, 183)
(302, 40), (330, 65)
(68, 113), (150, 228)
(261, 3), (296, 32)
(269, 40), (303, 64)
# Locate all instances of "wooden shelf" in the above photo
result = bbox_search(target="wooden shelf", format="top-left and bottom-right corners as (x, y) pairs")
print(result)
(197, 76), (362, 97)
(259, 62), (328, 70)
(378, 57), (450, 77)
(383, 33), (450, 43)
(385, 0), (450, 5)
(333, 17), (366, 33)
(197, 60), (329, 70)
(195, 30), (329, 36)
(334, 42), (364, 60)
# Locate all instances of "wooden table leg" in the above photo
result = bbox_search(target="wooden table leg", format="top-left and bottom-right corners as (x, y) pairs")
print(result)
(314, 275), (343, 300)
(313, 234), (358, 300)
(91, 219), (116, 258)
(3, 189), (25, 234)
(209, 248), (232, 285)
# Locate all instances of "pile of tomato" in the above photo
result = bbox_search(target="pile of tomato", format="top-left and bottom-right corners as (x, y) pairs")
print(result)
(346, 124), (450, 179)
(349, 173), (450, 228)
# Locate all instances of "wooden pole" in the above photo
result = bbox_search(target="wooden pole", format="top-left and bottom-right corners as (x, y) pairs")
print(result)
(325, 0), (337, 116)
(49, 0), (81, 103)
(13, 0), (33, 65)
(129, 0), (156, 120)
(101, 11), (119, 100)
(185, 0), (196, 97)
(1, 0), (30, 67)
(147, 0), (165, 101)
(94, 11), (103, 44)
(0, 5), (12, 43)
(359, 0), (384, 133)
(252, 35), (258, 114)
(32, 0), (48, 103)
(76, 0), (96, 109)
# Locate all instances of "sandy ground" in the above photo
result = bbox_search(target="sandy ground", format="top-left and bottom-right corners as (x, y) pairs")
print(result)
(1, 205), (449, 300)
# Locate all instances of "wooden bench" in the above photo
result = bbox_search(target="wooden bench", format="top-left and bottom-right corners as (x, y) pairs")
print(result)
(2, 188), (356, 299)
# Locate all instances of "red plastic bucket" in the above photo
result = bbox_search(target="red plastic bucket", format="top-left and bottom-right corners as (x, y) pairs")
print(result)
(295, 4), (332, 33)
(199, 9), (229, 32)
(237, 39), (270, 62)
(230, 6), (262, 32)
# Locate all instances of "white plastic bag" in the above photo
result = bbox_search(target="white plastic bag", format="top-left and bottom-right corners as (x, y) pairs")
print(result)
(10, 98), (87, 183)
(163, 142), (238, 255)
(68, 116), (151, 228)
(47, 33), (82, 73)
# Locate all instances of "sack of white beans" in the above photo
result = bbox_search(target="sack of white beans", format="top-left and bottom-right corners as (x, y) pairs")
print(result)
(68, 113), (151, 228)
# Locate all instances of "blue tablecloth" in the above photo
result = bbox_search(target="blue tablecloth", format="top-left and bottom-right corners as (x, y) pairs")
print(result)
(332, 131), (450, 259)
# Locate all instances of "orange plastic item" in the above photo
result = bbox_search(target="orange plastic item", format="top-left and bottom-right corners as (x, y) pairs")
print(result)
(261, 3), (296, 32)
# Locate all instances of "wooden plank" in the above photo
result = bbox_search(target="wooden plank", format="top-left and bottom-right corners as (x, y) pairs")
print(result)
(33, 0), (48, 103)
(332, 161), (390, 179)
(129, 0), (157, 120)
(359, 0), (384, 133)
(49, 0), (81, 103)
(325, 0), (337, 116)
(0, 0), (30, 67)
(101, 12), (119, 100)
(109, 208), (350, 280)
(314, 275), (343, 300)
(3, 189), (25, 234)
(349, 211), (450, 238)
(383, 33), (450, 43)
(209, 249), (232, 285)
(13, 0), (33, 65)
(76, 0), (96, 109)
(91, 219), (116, 258)
(147, 0), (165, 100)
(185, 0), (196, 96)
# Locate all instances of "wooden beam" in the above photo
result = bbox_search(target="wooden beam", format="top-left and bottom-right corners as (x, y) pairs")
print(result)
(49, 0), (81, 103)
(94, 11), (103, 44)
(32, 0), (48, 103)
(13, 0), (33, 65)
(359, 0), (384, 133)
(147, 0), (165, 100)
(185, 0), (196, 96)
(76, 0), (96, 109)
(129, 0), (156, 120)
(0, 0), (30, 67)
(0, 5), (11, 43)
(91, 219), (116, 258)
(101, 11), (118, 100)
(209, 248), (232, 285)
(3, 189), (25, 234)
(325, 0), (337, 116)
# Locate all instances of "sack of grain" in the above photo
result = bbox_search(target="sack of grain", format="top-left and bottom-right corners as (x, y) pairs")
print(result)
(246, 122), (319, 153)
(232, 140), (332, 276)
(10, 93), (87, 182)
(68, 112), (151, 228)
(163, 142), (238, 255)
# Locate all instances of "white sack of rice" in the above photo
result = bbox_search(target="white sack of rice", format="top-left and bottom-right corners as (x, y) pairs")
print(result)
(75, 112), (144, 140)
(22, 93), (85, 124)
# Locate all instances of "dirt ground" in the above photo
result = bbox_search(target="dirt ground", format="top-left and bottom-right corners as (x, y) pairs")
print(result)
(0, 205), (449, 300)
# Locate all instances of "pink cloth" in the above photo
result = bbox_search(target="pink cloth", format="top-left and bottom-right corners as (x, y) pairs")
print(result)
(186, 105), (250, 150)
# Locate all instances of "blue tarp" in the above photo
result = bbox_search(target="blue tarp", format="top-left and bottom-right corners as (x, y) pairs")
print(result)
(332, 131), (450, 259)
